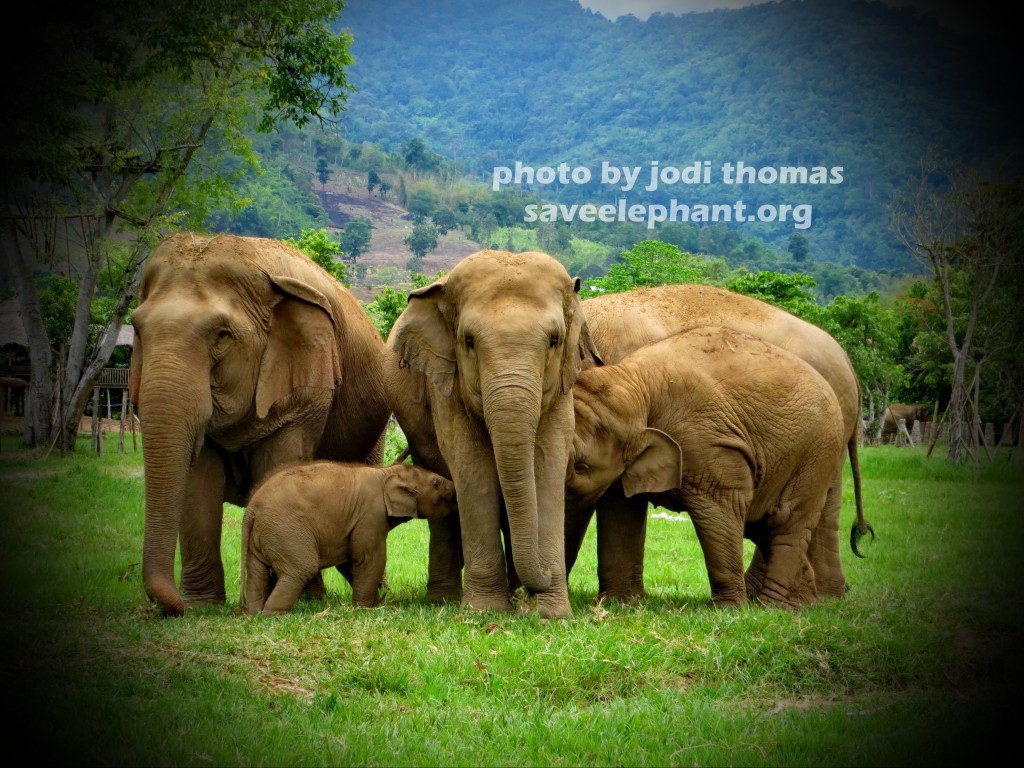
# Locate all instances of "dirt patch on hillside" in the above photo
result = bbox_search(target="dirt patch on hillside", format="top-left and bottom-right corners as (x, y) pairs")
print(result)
(317, 173), (480, 303)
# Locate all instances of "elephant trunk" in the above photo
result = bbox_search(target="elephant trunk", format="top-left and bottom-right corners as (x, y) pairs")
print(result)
(138, 354), (212, 616)
(484, 379), (552, 593)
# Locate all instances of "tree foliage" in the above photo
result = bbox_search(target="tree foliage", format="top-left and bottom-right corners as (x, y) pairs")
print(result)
(285, 228), (348, 284)
(339, 217), (373, 261)
(582, 240), (730, 295)
(1, 0), (355, 451)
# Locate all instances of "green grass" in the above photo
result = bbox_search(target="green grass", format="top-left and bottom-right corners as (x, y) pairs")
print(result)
(1, 433), (1021, 766)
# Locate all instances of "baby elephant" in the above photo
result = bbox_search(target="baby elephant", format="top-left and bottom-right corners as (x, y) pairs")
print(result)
(567, 326), (846, 610)
(240, 461), (457, 614)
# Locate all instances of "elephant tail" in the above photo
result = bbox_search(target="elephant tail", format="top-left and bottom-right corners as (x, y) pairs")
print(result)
(847, 428), (875, 558)
(238, 508), (254, 613)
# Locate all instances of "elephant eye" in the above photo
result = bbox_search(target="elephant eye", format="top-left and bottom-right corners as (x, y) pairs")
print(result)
(464, 335), (475, 351)
(573, 461), (589, 474)
(215, 328), (232, 342)
(549, 335), (560, 349)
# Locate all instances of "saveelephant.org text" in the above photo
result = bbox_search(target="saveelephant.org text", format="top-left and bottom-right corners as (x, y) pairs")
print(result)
(523, 199), (814, 230)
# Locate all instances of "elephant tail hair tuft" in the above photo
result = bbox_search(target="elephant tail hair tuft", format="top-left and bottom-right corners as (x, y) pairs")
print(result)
(850, 519), (876, 558)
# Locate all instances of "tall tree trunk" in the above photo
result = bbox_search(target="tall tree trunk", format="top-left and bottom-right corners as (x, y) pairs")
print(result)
(3, 228), (54, 448)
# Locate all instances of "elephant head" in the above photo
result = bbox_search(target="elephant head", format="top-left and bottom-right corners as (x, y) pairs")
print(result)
(391, 249), (595, 612)
(128, 232), (386, 616)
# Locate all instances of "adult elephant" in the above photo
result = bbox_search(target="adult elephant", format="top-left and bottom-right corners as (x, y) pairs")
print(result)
(128, 232), (390, 616)
(385, 249), (596, 619)
(880, 403), (932, 443)
(567, 283), (872, 601)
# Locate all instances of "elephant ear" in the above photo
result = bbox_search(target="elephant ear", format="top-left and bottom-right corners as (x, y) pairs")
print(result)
(383, 474), (419, 519)
(255, 275), (342, 420)
(391, 279), (457, 398)
(563, 277), (602, 392)
(621, 428), (682, 497)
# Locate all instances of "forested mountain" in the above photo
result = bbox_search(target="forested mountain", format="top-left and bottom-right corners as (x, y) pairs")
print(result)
(332, 0), (1021, 271)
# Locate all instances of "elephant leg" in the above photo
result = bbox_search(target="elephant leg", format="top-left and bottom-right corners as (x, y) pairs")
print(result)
(531, 425), (573, 619)
(596, 485), (649, 600)
(245, 555), (273, 615)
(249, 426), (329, 601)
(179, 443), (227, 608)
(743, 521), (771, 599)
(806, 471), (846, 599)
(756, 495), (820, 609)
(263, 571), (312, 615)
(302, 573), (328, 600)
(426, 514), (465, 603)
(457, 460), (512, 614)
(351, 550), (386, 607)
(689, 499), (748, 607)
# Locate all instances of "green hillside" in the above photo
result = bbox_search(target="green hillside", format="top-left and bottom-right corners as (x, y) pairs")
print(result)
(332, 0), (1021, 270)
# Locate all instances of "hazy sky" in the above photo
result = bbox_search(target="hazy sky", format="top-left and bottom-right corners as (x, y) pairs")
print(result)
(576, 1), (996, 36)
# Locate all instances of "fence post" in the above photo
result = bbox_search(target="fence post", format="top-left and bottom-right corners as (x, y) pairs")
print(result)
(118, 390), (128, 454)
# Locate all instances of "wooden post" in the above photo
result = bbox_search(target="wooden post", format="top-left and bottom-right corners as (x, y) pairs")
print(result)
(897, 418), (914, 447)
(118, 390), (128, 454)
(91, 388), (100, 454)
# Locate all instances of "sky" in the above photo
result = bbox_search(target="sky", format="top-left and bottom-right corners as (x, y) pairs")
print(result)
(576, 1), (999, 37)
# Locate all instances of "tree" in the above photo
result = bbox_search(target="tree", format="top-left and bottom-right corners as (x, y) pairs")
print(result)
(1, 0), (355, 452)
(316, 157), (331, 191)
(404, 221), (439, 261)
(890, 151), (1024, 464)
(725, 270), (822, 322)
(367, 169), (381, 197)
(401, 137), (441, 175)
(788, 232), (810, 263)
(407, 185), (438, 219)
(819, 292), (904, 427)
(284, 228), (347, 284)
(431, 209), (457, 236)
(584, 240), (730, 296)
(339, 217), (372, 262)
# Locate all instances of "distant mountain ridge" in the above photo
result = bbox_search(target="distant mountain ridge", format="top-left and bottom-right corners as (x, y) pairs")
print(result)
(333, 0), (1021, 271)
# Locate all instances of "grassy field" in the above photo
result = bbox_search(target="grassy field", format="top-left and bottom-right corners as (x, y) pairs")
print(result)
(1, 431), (1021, 766)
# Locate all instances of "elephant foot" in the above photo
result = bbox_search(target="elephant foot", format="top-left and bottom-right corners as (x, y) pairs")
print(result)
(461, 593), (513, 613)
(744, 566), (767, 599)
(813, 575), (846, 599)
(426, 586), (463, 603)
(596, 585), (649, 602)
(754, 581), (804, 611)
(535, 596), (574, 620)
(710, 596), (748, 609)
(182, 592), (226, 610)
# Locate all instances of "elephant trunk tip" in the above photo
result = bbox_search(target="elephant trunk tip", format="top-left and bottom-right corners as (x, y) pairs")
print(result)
(849, 520), (876, 559)
(145, 577), (186, 617)
(521, 566), (553, 594)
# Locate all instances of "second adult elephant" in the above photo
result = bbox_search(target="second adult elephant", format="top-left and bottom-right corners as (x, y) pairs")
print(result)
(880, 403), (932, 443)
(386, 249), (596, 619)
(567, 283), (872, 601)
